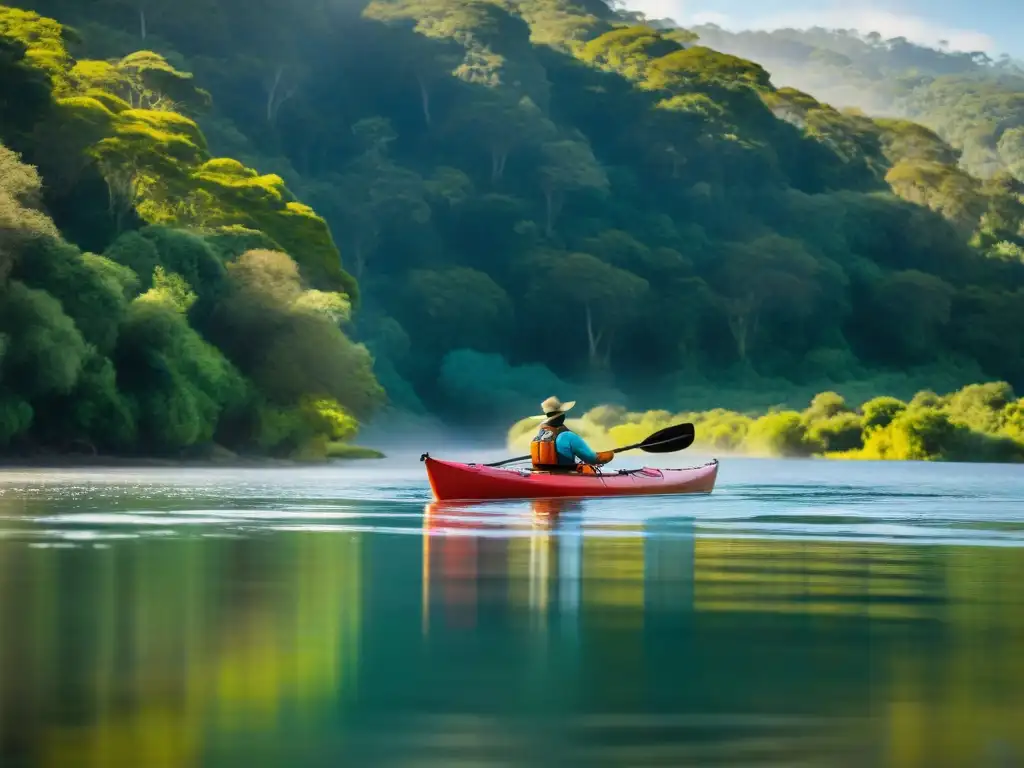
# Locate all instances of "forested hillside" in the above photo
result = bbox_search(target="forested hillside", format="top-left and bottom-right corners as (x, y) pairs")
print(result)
(687, 24), (1024, 183)
(2, 0), (1024, 454)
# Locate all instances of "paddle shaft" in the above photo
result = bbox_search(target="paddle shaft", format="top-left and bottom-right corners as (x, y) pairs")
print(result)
(485, 431), (687, 468)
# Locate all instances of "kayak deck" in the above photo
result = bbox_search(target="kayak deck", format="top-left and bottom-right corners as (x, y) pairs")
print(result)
(421, 454), (719, 502)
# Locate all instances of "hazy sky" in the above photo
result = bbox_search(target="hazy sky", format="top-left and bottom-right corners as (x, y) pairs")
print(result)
(623, 0), (1024, 57)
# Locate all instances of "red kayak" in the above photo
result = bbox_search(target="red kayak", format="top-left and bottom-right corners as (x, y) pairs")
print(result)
(421, 454), (719, 502)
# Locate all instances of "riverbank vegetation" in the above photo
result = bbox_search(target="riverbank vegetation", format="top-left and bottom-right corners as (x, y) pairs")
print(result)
(508, 382), (1024, 463)
(2, 1), (1024, 457)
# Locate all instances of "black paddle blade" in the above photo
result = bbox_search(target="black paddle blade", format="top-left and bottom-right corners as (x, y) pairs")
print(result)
(638, 423), (696, 453)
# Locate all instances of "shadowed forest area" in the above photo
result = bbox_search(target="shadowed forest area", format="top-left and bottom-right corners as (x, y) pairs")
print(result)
(2, 0), (1024, 458)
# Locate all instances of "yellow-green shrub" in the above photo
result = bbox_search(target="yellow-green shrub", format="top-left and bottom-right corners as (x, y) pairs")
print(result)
(746, 411), (809, 457)
(506, 382), (1024, 463)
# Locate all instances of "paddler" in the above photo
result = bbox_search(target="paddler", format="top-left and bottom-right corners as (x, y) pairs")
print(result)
(529, 396), (614, 472)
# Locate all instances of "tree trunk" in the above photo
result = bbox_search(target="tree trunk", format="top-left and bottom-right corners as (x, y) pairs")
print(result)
(267, 68), (282, 123)
(105, 168), (137, 235)
(543, 186), (562, 237)
(584, 304), (605, 371)
(139, 4), (147, 39)
(491, 148), (508, 184)
(733, 317), (747, 361)
(353, 243), (366, 280)
(678, 323), (699, 368)
(671, 149), (684, 179)
(416, 74), (432, 127)
(725, 296), (757, 361)
(266, 66), (298, 125)
(111, 184), (127, 235)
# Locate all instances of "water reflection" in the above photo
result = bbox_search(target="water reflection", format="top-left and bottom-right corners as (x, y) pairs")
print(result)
(422, 500), (584, 634)
(413, 502), (1024, 766)
(0, 479), (1023, 765)
(0, 534), (362, 767)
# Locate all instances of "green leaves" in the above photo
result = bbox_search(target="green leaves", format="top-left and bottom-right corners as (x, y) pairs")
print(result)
(868, 270), (955, 362)
(0, 144), (60, 279)
(0, 34), (53, 141)
(884, 159), (984, 228)
(446, 95), (555, 182)
(861, 397), (907, 430)
(645, 46), (772, 92)
(69, 51), (212, 116)
(538, 137), (607, 234)
(712, 234), (838, 362)
(0, 7), (72, 91)
(210, 249), (383, 420)
(307, 126), (430, 283)
(0, 393), (32, 446)
(539, 138), (608, 193)
(139, 266), (197, 313)
(117, 50), (211, 112)
(690, 24), (1024, 183)
(532, 382), (1024, 463)
(116, 292), (245, 453)
(523, 249), (647, 371)
(0, 8), (387, 458)
(578, 26), (680, 79)
(13, 236), (129, 353)
(0, 280), (87, 398)
(401, 267), (513, 353)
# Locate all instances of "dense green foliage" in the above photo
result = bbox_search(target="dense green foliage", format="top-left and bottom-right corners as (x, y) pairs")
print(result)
(508, 382), (1024, 463)
(0, 6), (381, 457)
(3, 1), (1024, 451)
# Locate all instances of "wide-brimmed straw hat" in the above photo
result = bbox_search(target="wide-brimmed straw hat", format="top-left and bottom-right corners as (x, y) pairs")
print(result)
(531, 396), (576, 426)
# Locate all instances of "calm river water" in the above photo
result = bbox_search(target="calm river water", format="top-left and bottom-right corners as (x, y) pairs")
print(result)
(1, 453), (1023, 767)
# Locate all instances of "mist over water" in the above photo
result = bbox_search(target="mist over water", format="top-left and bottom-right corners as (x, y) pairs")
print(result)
(1, 458), (1024, 766)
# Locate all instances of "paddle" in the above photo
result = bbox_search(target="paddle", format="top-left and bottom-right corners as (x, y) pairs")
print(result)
(485, 422), (696, 468)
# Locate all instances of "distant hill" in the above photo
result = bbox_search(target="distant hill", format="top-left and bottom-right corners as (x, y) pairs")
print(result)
(683, 24), (1024, 181)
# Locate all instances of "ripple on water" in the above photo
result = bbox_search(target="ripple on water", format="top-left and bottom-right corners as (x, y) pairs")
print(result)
(0, 458), (1022, 548)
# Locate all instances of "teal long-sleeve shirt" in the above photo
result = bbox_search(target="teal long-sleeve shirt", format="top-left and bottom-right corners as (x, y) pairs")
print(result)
(554, 430), (599, 464)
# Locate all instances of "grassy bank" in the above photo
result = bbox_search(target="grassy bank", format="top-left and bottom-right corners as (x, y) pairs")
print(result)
(325, 443), (386, 461)
(508, 382), (1024, 463)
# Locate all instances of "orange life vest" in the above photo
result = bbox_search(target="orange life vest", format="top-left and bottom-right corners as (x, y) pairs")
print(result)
(530, 425), (574, 470)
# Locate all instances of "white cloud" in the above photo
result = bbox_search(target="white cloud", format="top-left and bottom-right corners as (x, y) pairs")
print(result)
(620, 1), (996, 54)
(754, 6), (996, 53)
(624, 0), (687, 23)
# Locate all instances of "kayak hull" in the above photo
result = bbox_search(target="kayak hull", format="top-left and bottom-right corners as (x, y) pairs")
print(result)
(422, 455), (719, 502)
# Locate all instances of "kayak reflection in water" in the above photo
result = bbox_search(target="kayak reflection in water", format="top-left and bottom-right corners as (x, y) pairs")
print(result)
(529, 396), (614, 473)
(531, 498), (584, 520)
(423, 498), (581, 523)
